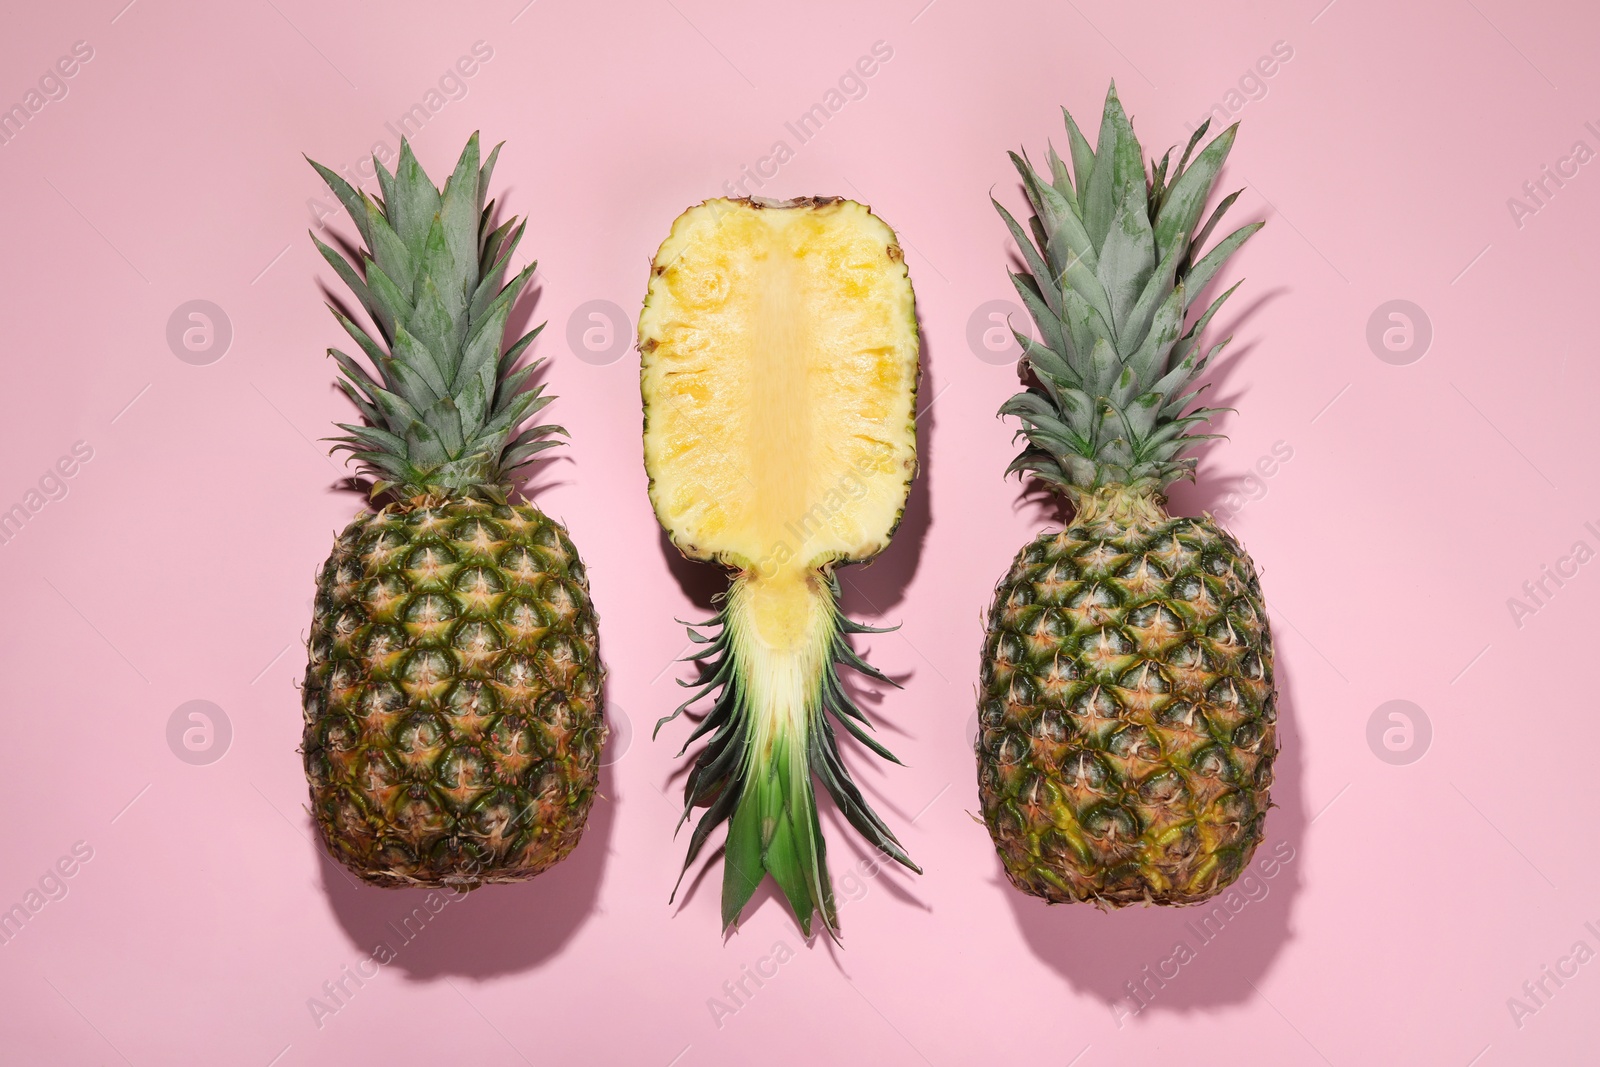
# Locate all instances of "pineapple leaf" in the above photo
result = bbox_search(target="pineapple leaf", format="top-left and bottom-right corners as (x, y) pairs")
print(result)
(1189, 189), (1242, 264)
(1087, 337), (1119, 397)
(311, 234), (376, 324)
(1062, 105), (1097, 208)
(1080, 83), (1128, 253)
(478, 139), (504, 219)
(1185, 221), (1263, 301)
(362, 260), (408, 342)
(332, 379), (383, 428)
(1127, 284), (1186, 388)
(1120, 229), (1187, 356)
(1174, 280), (1243, 367)
(439, 134), (481, 299)
(721, 782), (771, 933)
(1123, 391), (1164, 441)
(1170, 119), (1212, 187)
(427, 397), (466, 455)
(330, 308), (397, 389)
(461, 301), (511, 407)
(1098, 201), (1156, 342)
(1008, 271), (1069, 363)
(472, 221), (526, 321)
(373, 156), (396, 213)
(993, 198), (1060, 317)
(1045, 140), (1079, 212)
(363, 207), (416, 300)
(389, 140), (443, 257)
(389, 324), (449, 405)
(306, 158), (373, 248)
(407, 273), (460, 386)
(1154, 123), (1237, 266)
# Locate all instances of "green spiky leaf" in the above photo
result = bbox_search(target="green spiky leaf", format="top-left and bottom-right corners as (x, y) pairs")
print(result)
(307, 132), (560, 499)
(996, 84), (1263, 494)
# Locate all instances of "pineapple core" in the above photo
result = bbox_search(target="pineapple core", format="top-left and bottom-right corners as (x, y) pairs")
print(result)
(639, 197), (919, 602)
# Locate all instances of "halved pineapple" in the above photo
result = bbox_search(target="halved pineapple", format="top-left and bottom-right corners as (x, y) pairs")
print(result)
(640, 196), (920, 937)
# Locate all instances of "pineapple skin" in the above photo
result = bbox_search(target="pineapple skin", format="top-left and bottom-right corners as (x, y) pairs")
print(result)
(977, 500), (1276, 906)
(302, 496), (605, 889)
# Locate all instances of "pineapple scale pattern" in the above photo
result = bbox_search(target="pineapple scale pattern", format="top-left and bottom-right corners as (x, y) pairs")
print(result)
(302, 498), (604, 888)
(978, 513), (1276, 905)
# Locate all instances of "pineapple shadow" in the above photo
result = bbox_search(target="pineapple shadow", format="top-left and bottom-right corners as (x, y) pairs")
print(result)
(314, 754), (616, 980)
(1001, 654), (1307, 1014)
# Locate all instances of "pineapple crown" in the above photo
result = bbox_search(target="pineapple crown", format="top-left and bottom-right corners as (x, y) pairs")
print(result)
(996, 82), (1262, 498)
(307, 132), (561, 502)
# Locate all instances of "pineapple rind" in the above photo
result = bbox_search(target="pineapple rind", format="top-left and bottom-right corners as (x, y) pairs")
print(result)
(303, 497), (605, 888)
(978, 504), (1275, 905)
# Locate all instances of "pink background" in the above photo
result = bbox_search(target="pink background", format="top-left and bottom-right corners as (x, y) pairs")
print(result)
(1, 0), (1595, 1063)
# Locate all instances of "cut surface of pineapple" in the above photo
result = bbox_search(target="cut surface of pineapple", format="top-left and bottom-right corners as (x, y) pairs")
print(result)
(640, 197), (918, 576)
(640, 196), (921, 938)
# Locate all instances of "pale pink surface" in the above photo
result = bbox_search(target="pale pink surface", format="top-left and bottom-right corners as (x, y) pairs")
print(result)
(0, 0), (1595, 1063)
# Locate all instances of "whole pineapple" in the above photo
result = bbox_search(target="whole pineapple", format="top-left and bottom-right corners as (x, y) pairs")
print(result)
(978, 85), (1274, 906)
(301, 134), (605, 888)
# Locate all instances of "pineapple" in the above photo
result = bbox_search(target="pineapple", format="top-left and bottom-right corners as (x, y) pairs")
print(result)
(640, 197), (922, 938)
(300, 134), (605, 888)
(977, 85), (1275, 906)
